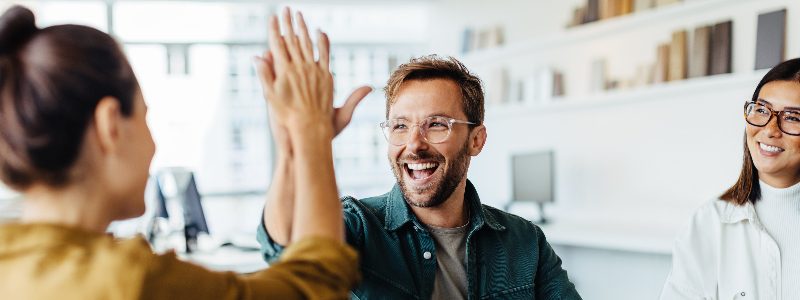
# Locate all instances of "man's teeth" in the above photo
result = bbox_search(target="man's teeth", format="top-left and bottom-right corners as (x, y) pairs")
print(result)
(407, 162), (439, 170)
(760, 142), (784, 153)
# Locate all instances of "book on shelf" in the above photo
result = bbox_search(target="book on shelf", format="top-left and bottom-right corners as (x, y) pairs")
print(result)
(655, 0), (681, 7)
(510, 79), (524, 104)
(754, 8), (786, 70)
(572, 7), (588, 27)
(486, 68), (509, 106)
(536, 68), (555, 103)
(689, 25), (711, 78)
(518, 68), (564, 105)
(591, 59), (608, 92)
(461, 28), (474, 54)
(477, 29), (490, 50)
(469, 29), (480, 52)
(490, 26), (505, 48)
(668, 30), (688, 81)
(599, 0), (613, 19)
(553, 71), (565, 98)
(620, 0), (634, 15)
(634, 0), (655, 11)
(522, 74), (538, 104)
(709, 20), (733, 75)
(586, 0), (600, 23)
(636, 63), (654, 86)
(654, 43), (671, 83)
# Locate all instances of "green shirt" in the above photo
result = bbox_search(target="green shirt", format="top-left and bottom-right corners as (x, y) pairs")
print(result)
(258, 180), (581, 299)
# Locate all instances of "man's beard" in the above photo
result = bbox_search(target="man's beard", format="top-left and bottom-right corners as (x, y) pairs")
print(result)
(391, 143), (470, 208)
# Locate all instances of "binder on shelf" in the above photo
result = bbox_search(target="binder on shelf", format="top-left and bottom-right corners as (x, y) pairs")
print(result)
(709, 20), (733, 75)
(754, 8), (786, 70)
(654, 43), (671, 83)
(668, 30), (688, 81)
(689, 25), (712, 78)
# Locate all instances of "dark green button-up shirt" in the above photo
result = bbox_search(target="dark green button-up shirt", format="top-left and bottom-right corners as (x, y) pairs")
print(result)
(257, 180), (582, 300)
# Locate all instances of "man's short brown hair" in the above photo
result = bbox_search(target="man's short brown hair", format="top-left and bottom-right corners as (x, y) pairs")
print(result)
(384, 55), (484, 125)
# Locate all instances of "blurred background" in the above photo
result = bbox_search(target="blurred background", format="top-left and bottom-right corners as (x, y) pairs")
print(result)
(0, 0), (798, 298)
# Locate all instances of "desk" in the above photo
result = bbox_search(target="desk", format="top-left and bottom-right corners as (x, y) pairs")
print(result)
(179, 246), (268, 274)
(538, 219), (677, 255)
(511, 204), (687, 300)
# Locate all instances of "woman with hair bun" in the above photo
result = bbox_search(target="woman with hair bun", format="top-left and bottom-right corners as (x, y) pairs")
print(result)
(0, 5), (361, 299)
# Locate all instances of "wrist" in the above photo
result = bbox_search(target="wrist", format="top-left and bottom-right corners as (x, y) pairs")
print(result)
(286, 119), (335, 141)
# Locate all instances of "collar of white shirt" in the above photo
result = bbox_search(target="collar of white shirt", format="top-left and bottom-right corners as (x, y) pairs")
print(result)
(718, 200), (762, 228)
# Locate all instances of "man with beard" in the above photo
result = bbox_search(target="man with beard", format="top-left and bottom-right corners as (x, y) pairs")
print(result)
(258, 55), (581, 300)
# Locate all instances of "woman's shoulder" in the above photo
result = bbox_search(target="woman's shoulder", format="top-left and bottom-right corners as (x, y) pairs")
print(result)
(689, 198), (739, 223)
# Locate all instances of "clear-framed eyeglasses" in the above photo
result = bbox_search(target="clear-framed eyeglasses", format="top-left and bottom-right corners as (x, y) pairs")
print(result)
(379, 116), (476, 146)
(744, 100), (800, 136)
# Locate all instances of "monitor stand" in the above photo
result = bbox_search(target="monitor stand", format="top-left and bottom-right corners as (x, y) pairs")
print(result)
(536, 202), (548, 224)
(504, 202), (549, 224)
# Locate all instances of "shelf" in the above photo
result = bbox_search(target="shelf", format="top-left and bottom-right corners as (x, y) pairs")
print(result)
(486, 70), (767, 119)
(461, 0), (755, 66)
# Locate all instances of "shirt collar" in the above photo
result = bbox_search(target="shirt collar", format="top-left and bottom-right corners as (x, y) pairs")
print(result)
(719, 200), (760, 225)
(384, 179), (506, 232)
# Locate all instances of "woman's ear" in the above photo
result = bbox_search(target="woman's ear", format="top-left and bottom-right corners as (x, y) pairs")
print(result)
(468, 124), (487, 156)
(92, 97), (122, 155)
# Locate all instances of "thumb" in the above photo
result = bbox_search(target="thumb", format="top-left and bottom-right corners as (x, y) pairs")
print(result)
(333, 86), (372, 136)
(338, 86), (372, 119)
(253, 54), (275, 94)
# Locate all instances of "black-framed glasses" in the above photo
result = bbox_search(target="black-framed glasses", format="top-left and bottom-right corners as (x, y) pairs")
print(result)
(379, 116), (475, 146)
(744, 100), (800, 136)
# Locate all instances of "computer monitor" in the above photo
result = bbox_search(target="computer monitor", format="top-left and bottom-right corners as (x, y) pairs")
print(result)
(150, 169), (210, 253)
(510, 150), (554, 223)
(181, 173), (210, 251)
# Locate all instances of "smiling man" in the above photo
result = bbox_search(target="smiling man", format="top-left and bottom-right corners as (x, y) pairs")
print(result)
(258, 55), (581, 300)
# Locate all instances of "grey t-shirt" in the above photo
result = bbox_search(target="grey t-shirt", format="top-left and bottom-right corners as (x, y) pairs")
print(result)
(426, 222), (469, 300)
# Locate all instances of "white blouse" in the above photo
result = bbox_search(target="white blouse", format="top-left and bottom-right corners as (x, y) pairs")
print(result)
(660, 197), (783, 300)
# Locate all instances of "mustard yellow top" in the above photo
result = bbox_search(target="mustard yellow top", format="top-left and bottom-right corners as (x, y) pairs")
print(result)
(0, 223), (359, 300)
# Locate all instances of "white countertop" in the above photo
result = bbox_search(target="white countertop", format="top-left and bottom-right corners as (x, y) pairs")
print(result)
(509, 203), (689, 255)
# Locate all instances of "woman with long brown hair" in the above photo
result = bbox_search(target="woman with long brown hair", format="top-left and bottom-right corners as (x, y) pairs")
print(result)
(0, 5), (362, 299)
(661, 58), (800, 299)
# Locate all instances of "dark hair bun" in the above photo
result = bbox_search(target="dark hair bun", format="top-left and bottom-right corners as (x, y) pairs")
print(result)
(0, 5), (38, 55)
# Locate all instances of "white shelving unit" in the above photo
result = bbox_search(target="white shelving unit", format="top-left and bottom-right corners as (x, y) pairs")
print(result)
(487, 70), (766, 118)
(459, 0), (797, 109)
(443, 0), (799, 253)
(462, 0), (755, 66)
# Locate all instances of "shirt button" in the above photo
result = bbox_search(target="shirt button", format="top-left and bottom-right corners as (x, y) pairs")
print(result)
(423, 251), (432, 259)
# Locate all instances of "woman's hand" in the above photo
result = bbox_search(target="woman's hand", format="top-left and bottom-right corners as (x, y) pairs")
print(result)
(255, 10), (370, 139)
(258, 10), (333, 132)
